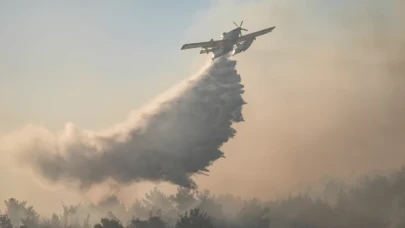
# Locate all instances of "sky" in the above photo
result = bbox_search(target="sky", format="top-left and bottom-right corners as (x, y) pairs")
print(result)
(0, 0), (396, 133)
(0, 0), (216, 213)
(1, 0), (404, 215)
(0, 0), (212, 133)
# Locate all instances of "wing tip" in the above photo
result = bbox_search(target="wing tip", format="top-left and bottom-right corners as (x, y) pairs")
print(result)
(181, 44), (192, 50)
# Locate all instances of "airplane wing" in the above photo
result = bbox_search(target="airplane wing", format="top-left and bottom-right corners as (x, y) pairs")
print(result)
(181, 39), (225, 50)
(237, 26), (276, 42)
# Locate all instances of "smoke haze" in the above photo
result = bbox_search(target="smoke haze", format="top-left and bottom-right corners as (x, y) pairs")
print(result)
(0, 0), (404, 216)
(189, 0), (405, 197)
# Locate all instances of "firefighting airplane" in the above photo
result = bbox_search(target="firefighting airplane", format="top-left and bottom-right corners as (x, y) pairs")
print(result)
(180, 21), (275, 60)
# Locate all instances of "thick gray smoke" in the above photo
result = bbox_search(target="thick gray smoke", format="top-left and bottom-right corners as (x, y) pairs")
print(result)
(12, 57), (246, 190)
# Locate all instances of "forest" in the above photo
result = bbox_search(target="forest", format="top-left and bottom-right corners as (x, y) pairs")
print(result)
(1, 166), (405, 228)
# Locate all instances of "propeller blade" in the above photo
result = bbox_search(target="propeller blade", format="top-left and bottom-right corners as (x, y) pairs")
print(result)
(240, 21), (243, 27)
(233, 21), (238, 27)
(241, 28), (248, 31)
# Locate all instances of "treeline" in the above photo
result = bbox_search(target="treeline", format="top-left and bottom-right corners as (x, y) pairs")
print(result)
(1, 166), (405, 228)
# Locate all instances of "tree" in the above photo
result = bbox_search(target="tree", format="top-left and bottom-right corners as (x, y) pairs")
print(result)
(237, 199), (269, 228)
(4, 198), (39, 227)
(90, 195), (129, 223)
(142, 188), (175, 214)
(61, 203), (80, 228)
(175, 208), (216, 228)
(83, 214), (91, 228)
(0, 212), (13, 228)
(4, 198), (28, 226)
(141, 188), (177, 223)
(129, 214), (167, 228)
(94, 217), (123, 228)
(195, 190), (223, 220)
(169, 187), (197, 212)
(129, 200), (149, 220)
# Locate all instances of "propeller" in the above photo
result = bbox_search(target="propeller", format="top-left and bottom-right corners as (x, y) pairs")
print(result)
(233, 21), (248, 36)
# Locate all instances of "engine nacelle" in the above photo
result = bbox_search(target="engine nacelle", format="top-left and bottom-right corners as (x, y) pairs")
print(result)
(232, 38), (255, 55)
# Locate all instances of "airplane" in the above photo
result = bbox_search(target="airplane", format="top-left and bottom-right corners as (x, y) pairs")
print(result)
(180, 21), (275, 60)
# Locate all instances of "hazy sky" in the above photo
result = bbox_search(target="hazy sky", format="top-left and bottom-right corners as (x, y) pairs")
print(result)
(0, 0), (212, 133)
(0, 0), (216, 213)
(0, 0), (395, 133)
(1, 0), (403, 215)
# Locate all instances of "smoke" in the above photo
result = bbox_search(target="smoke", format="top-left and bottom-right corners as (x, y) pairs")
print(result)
(1, 0), (404, 213)
(182, 0), (405, 197)
(7, 56), (246, 191)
